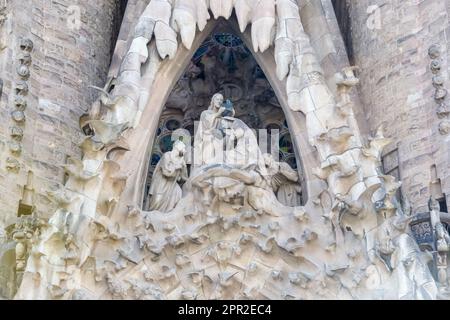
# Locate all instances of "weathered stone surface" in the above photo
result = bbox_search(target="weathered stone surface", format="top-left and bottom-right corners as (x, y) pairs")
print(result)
(0, 0), (123, 299)
(345, 0), (450, 213)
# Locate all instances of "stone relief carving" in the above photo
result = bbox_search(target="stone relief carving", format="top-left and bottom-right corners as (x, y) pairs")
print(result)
(6, 37), (32, 173)
(11, 110), (25, 123)
(429, 44), (450, 135)
(439, 120), (450, 135)
(13, 0), (442, 300)
(5, 157), (19, 172)
(0, 215), (43, 298)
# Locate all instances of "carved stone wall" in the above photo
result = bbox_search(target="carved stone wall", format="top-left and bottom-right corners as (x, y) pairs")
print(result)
(346, 0), (450, 213)
(0, 0), (124, 299)
(0, 0), (123, 224)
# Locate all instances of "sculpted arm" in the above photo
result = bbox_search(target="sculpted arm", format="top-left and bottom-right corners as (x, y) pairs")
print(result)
(279, 162), (299, 182)
(214, 106), (227, 118)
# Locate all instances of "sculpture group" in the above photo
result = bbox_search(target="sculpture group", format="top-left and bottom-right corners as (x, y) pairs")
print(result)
(148, 93), (303, 215)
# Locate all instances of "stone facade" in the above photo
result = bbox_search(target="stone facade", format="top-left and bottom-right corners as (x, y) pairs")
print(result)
(0, 0), (122, 228)
(344, 0), (450, 213)
(1, 0), (450, 300)
(0, 0), (123, 298)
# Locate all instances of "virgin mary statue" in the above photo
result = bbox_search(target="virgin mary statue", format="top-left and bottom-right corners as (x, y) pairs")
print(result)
(193, 93), (229, 169)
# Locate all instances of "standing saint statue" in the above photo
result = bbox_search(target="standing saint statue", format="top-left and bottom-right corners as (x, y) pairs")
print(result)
(263, 154), (302, 207)
(148, 140), (188, 213)
(193, 93), (231, 168)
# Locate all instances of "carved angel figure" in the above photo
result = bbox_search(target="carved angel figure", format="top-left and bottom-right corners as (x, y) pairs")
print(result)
(148, 140), (188, 212)
(263, 153), (302, 207)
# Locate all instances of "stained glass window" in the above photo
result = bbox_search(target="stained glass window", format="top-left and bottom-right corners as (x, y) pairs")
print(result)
(166, 119), (181, 131)
(279, 134), (294, 154)
(214, 33), (243, 48)
(151, 153), (161, 166)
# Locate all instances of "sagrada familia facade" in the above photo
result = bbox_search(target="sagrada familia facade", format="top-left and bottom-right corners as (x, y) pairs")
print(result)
(0, 0), (449, 300)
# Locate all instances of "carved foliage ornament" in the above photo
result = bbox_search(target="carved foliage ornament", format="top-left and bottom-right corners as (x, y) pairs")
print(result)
(429, 44), (450, 133)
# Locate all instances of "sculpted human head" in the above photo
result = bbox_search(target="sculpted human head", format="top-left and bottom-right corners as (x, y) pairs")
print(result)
(210, 93), (224, 112)
(172, 140), (186, 157)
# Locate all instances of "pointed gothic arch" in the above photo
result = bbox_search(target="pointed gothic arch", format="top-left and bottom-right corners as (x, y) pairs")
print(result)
(110, 17), (319, 212)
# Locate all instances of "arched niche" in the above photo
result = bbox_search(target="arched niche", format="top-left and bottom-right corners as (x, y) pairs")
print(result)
(110, 17), (321, 213)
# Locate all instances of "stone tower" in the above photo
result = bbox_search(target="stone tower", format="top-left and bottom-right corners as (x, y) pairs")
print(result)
(335, 0), (450, 214)
(0, 0), (126, 298)
(0, 1), (126, 227)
